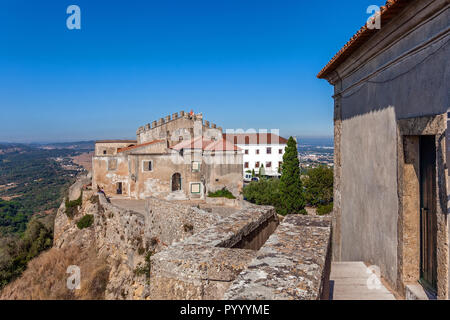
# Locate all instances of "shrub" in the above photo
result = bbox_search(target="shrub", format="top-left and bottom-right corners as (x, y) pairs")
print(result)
(304, 165), (333, 206)
(317, 203), (333, 215)
(65, 193), (82, 219)
(208, 188), (236, 199)
(134, 251), (154, 283)
(76, 214), (94, 230)
(243, 178), (281, 207)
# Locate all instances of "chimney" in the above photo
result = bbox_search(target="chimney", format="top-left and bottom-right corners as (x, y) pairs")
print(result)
(172, 112), (178, 119)
(165, 115), (171, 122)
(152, 120), (157, 128)
(158, 118), (165, 126)
(205, 121), (210, 128)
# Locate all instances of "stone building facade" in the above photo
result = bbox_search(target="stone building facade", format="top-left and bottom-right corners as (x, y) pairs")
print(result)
(318, 0), (449, 298)
(92, 111), (243, 200)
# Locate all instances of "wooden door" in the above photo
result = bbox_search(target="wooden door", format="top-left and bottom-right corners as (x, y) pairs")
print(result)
(419, 135), (437, 291)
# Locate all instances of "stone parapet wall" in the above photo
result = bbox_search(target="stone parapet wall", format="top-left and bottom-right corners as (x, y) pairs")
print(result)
(145, 197), (222, 247)
(149, 205), (279, 299)
(224, 215), (332, 300)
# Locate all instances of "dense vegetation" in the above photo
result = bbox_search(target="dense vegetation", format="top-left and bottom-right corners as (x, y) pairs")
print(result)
(0, 145), (85, 235)
(243, 137), (333, 216)
(303, 165), (334, 214)
(0, 215), (54, 289)
(207, 188), (236, 199)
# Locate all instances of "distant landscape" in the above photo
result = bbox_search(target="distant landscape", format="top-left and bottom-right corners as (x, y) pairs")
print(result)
(297, 136), (334, 169)
(0, 141), (94, 236)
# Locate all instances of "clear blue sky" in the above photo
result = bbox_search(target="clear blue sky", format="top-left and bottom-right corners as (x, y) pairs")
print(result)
(0, 0), (385, 143)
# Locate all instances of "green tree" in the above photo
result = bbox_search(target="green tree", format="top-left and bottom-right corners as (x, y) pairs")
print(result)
(259, 164), (265, 177)
(278, 137), (305, 215)
(251, 169), (256, 178)
(304, 165), (333, 206)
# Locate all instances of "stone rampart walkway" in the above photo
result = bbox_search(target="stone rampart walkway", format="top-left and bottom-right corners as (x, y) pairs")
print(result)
(330, 262), (396, 300)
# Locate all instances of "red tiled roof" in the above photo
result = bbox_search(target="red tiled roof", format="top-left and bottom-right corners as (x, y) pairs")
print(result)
(223, 133), (288, 145)
(317, 0), (411, 79)
(117, 140), (165, 153)
(171, 136), (240, 151)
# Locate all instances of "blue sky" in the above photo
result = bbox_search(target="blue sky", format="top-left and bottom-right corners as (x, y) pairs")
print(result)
(0, 0), (385, 143)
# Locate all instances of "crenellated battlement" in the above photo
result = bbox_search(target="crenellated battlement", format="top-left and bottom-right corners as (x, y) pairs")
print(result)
(137, 110), (219, 135)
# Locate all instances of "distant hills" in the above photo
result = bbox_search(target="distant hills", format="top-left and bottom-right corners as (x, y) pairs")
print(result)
(0, 141), (95, 153)
(296, 136), (334, 148)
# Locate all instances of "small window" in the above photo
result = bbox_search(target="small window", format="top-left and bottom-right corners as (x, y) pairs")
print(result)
(179, 136), (183, 142)
(103, 150), (107, 155)
(244, 162), (249, 168)
(279, 149), (283, 154)
(108, 159), (117, 171)
(244, 150), (249, 155)
(266, 162), (272, 168)
(256, 149), (260, 155)
(191, 183), (201, 194)
(192, 161), (201, 172)
(143, 160), (153, 172)
(245, 136), (250, 145)
(267, 147), (272, 154)
(255, 162), (260, 168)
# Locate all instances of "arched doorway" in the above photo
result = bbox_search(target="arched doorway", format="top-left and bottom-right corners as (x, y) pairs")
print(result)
(171, 173), (182, 191)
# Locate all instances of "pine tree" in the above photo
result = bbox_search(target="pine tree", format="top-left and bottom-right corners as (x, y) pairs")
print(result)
(251, 169), (256, 177)
(278, 137), (305, 215)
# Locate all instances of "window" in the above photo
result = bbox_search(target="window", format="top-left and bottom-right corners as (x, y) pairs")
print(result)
(192, 161), (201, 172)
(267, 147), (272, 154)
(103, 150), (107, 155)
(245, 136), (250, 145)
(256, 149), (260, 155)
(279, 149), (283, 154)
(245, 150), (249, 155)
(108, 159), (117, 171)
(266, 162), (272, 168)
(143, 160), (153, 172)
(244, 162), (249, 168)
(279, 161), (282, 169)
(190, 183), (201, 194)
(179, 136), (183, 142)
(255, 162), (260, 168)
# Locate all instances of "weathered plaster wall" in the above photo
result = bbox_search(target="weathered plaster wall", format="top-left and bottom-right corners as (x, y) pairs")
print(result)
(340, 107), (399, 286)
(92, 155), (130, 196)
(328, 0), (449, 293)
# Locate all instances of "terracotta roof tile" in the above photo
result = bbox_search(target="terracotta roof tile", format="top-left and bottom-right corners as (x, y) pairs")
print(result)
(317, 0), (411, 79)
(117, 140), (165, 153)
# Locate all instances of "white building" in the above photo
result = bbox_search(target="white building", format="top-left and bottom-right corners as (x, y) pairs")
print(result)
(223, 133), (288, 177)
